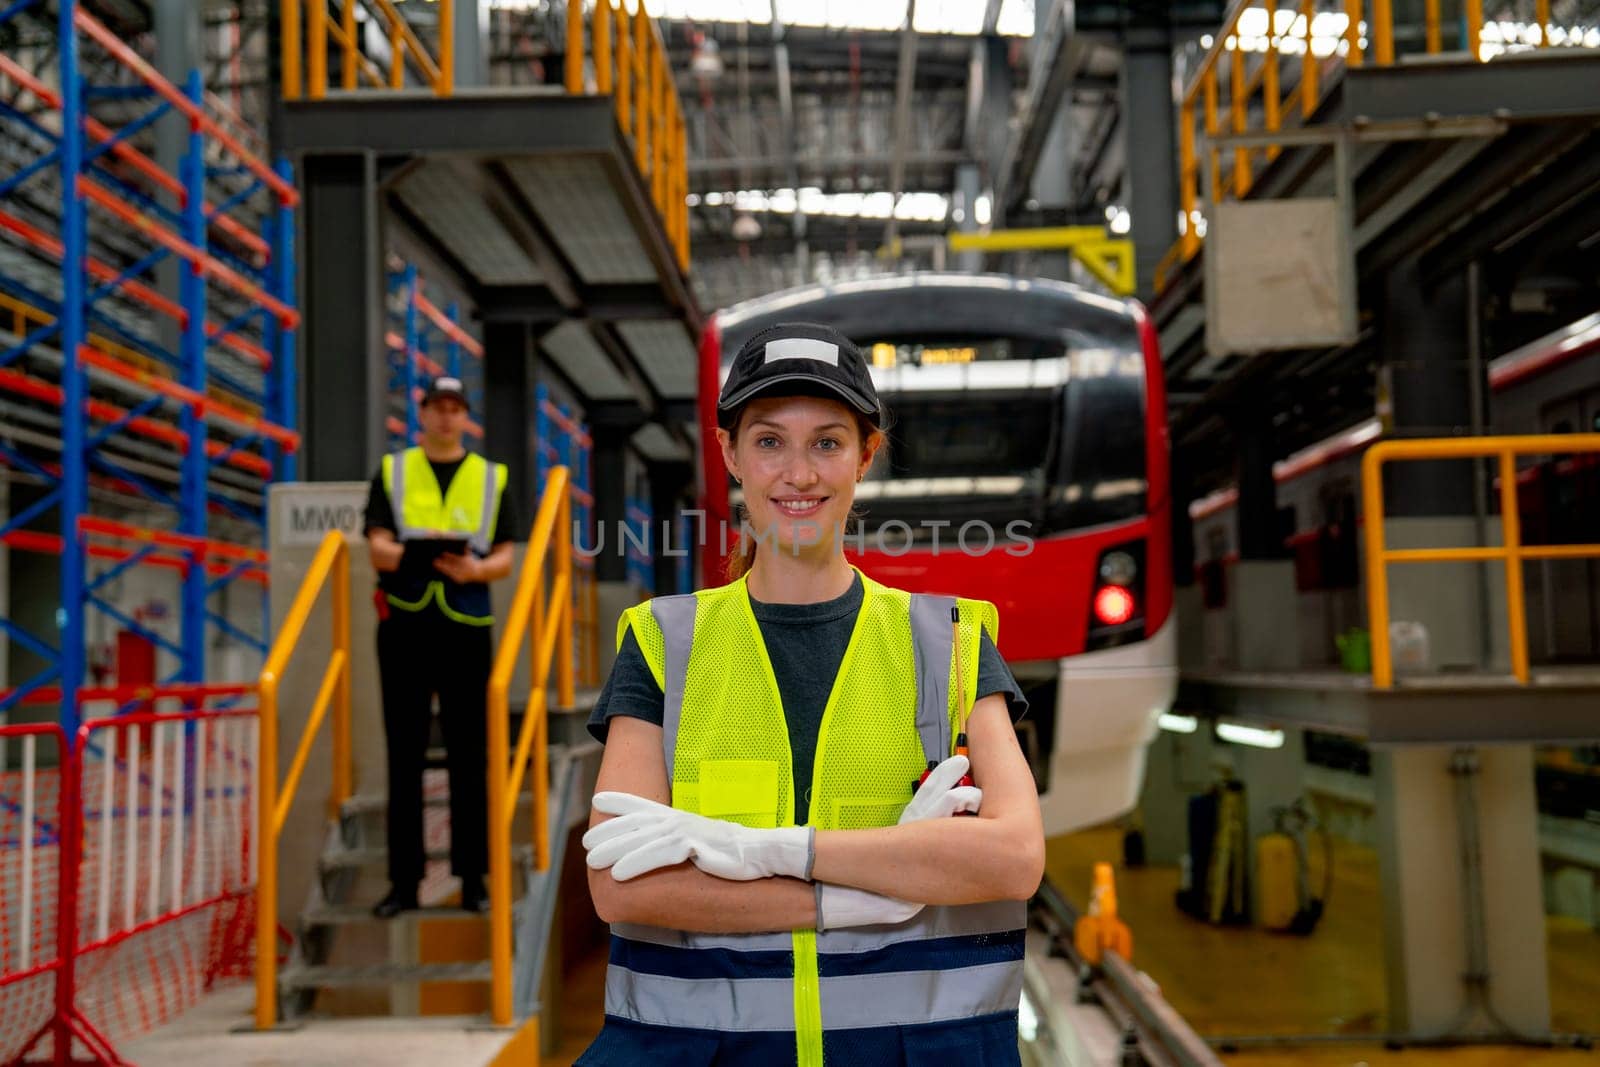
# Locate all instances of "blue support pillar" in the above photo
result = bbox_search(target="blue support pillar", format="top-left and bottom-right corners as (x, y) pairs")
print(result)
(534, 382), (551, 488)
(273, 157), (299, 482)
(58, 0), (87, 736)
(178, 71), (208, 684)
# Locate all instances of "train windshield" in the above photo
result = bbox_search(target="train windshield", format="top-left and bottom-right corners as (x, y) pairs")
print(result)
(716, 279), (1152, 543)
(854, 332), (1148, 539)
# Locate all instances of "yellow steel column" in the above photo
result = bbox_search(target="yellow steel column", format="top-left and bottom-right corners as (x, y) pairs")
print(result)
(1229, 46), (1248, 198)
(1498, 451), (1530, 683)
(1301, 0), (1318, 116)
(389, 19), (404, 88)
(1203, 70), (1220, 202)
(283, 0), (303, 100)
(635, 8), (651, 171)
(566, 0), (585, 93)
(1465, 0), (1483, 58)
(439, 0), (454, 95)
(331, 542), (351, 813)
(1424, 0), (1440, 53)
(596, 0), (613, 94)
(255, 669), (279, 1027)
(307, 0), (327, 98)
(1178, 100), (1196, 257)
(1344, 0), (1364, 66)
(1535, 0), (1550, 46)
(617, 0), (632, 131)
(1262, 0), (1281, 162)
(1361, 447), (1393, 689)
(341, 0), (357, 89)
(1372, 0), (1393, 64)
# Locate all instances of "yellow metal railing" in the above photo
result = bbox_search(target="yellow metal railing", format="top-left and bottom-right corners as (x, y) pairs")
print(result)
(1361, 434), (1600, 689)
(254, 529), (352, 1028)
(1157, 0), (1585, 292)
(282, 0), (452, 100)
(280, 0), (689, 269)
(566, 0), (690, 271)
(488, 466), (575, 1028)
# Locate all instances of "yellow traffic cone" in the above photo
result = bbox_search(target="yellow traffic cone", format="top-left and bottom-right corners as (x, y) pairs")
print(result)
(1073, 862), (1133, 965)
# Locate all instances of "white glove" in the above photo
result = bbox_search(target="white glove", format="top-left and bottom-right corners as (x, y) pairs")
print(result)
(583, 792), (813, 882)
(817, 884), (923, 930)
(899, 755), (982, 823)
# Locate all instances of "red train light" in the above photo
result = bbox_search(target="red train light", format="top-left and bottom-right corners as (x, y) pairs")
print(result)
(1093, 585), (1137, 627)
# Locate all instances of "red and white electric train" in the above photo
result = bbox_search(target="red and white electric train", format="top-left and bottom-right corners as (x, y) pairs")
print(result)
(697, 274), (1176, 836)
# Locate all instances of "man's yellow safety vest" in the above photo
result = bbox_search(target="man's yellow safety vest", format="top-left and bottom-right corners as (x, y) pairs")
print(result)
(380, 448), (507, 626)
(606, 570), (1027, 1064)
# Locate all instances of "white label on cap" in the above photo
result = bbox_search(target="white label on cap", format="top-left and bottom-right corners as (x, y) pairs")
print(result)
(764, 338), (840, 366)
(434, 376), (464, 391)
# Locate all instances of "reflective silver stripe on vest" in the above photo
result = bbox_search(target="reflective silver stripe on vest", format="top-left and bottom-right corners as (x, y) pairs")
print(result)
(908, 593), (957, 767)
(608, 898), (1026, 1029)
(388, 451), (432, 542)
(615, 898), (1022, 956)
(607, 925), (1024, 1032)
(650, 594), (699, 774)
(606, 965), (796, 1032)
(470, 459), (498, 554)
(820, 960), (1024, 1030)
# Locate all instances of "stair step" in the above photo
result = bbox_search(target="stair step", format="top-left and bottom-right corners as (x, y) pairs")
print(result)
(279, 961), (493, 989)
(321, 843), (534, 870)
(342, 790), (535, 819)
(301, 904), (487, 926)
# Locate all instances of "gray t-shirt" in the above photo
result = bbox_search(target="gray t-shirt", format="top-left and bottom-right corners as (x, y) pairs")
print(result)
(587, 573), (1028, 825)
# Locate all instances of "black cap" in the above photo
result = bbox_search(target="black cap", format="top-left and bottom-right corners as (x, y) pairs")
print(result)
(718, 322), (882, 428)
(422, 375), (469, 410)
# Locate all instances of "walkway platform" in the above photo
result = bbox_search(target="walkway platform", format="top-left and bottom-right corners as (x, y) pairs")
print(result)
(1181, 667), (1600, 744)
(118, 984), (515, 1067)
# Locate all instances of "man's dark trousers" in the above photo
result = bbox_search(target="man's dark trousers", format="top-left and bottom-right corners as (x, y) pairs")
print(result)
(376, 606), (491, 890)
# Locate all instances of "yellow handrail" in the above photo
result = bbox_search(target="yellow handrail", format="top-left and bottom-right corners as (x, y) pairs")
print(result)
(488, 467), (575, 1027)
(1159, 0), (1585, 292)
(1360, 434), (1600, 689)
(566, 0), (691, 271)
(255, 529), (352, 1028)
(281, 0), (453, 100)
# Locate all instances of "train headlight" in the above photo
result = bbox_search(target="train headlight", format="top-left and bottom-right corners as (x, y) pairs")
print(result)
(1098, 550), (1138, 587)
(1093, 585), (1137, 627)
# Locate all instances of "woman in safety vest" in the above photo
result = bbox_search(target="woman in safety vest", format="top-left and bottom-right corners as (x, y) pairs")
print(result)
(578, 322), (1045, 1065)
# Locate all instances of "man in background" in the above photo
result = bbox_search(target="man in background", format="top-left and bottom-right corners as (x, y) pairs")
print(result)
(362, 377), (516, 916)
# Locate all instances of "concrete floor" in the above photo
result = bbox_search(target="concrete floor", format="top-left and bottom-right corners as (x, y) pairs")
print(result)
(118, 984), (516, 1067)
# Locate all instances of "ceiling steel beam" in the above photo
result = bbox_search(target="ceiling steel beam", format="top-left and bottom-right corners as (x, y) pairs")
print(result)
(884, 0), (920, 247)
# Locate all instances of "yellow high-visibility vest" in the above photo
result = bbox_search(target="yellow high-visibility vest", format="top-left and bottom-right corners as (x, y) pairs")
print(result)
(606, 570), (1025, 1064)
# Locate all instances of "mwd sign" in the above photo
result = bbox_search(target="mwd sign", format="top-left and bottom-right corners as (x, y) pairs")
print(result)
(270, 482), (368, 547)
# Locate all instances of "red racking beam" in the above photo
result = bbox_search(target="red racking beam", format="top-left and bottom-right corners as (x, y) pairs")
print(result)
(386, 330), (445, 376)
(0, 366), (275, 477)
(0, 54), (270, 261)
(0, 206), (273, 370)
(80, 515), (267, 565)
(0, 531), (268, 585)
(77, 346), (299, 450)
(73, 8), (299, 207)
(80, 180), (298, 327)
(414, 291), (483, 357)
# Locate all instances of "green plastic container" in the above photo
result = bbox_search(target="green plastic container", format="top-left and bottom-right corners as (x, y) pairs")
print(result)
(1336, 628), (1371, 674)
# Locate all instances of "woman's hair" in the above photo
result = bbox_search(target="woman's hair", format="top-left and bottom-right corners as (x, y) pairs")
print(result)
(723, 402), (883, 582)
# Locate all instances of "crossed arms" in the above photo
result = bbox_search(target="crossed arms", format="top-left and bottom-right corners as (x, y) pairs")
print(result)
(585, 692), (1046, 933)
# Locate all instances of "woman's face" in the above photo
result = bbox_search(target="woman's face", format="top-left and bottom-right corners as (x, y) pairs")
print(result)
(718, 395), (880, 560)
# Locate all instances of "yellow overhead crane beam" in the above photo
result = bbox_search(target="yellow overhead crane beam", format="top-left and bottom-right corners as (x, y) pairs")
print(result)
(885, 226), (1137, 297)
(949, 226), (1136, 296)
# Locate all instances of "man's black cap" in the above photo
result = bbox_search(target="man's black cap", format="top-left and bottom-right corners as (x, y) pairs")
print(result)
(422, 375), (469, 410)
(717, 322), (882, 428)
